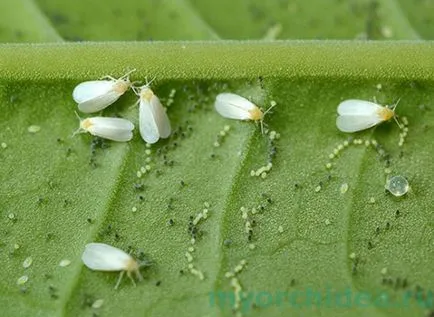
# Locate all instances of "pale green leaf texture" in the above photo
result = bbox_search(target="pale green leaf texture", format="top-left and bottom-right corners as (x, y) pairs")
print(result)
(0, 1), (433, 317)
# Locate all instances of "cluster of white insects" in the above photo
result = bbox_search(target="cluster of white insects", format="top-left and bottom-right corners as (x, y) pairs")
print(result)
(72, 69), (171, 144)
(79, 77), (408, 288)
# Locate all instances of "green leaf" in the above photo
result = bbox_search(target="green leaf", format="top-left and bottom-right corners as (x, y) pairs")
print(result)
(1, 1), (433, 317)
(0, 0), (62, 42)
(1, 41), (433, 317)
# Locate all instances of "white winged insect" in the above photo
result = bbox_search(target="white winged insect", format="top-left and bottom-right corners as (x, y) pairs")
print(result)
(73, 69), (136, 113)
(214, 93), (274, 133)
(336, 99), (401, 133)
(73, 113), (134, 142)
(132, 82), (171, 144)
(81, 243), (143, 290)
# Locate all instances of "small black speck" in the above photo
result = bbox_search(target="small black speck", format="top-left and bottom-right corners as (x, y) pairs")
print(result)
(168, 219), (174, 226)
(138, 195), (145, 201)
(386, 222), (390, 230)
(375, 227), (380, 235)
(290, 279), (296, 286)
(267, 198), (273, 204)
(395, 210), (400, 218)
(180, 180), (185, 187)
(87, 218), (93, 224)
(395, 277), (401, 289)
(179, 270), (184, 274)
(115, 233), (120, 240)
(155, 280), (161, 286)
(368, 241), (373, 249)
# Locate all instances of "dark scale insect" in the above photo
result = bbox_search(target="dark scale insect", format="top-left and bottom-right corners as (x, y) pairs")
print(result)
(81, 293), (95, 308)
(223, 239), (232, 246)
(402, 278), (408, 288)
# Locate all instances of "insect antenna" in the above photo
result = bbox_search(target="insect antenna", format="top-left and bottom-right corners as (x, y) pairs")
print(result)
(391, 98), (403, 129)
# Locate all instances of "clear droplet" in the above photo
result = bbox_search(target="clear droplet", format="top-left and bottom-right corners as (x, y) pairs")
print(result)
(385, 175), (409, 197)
